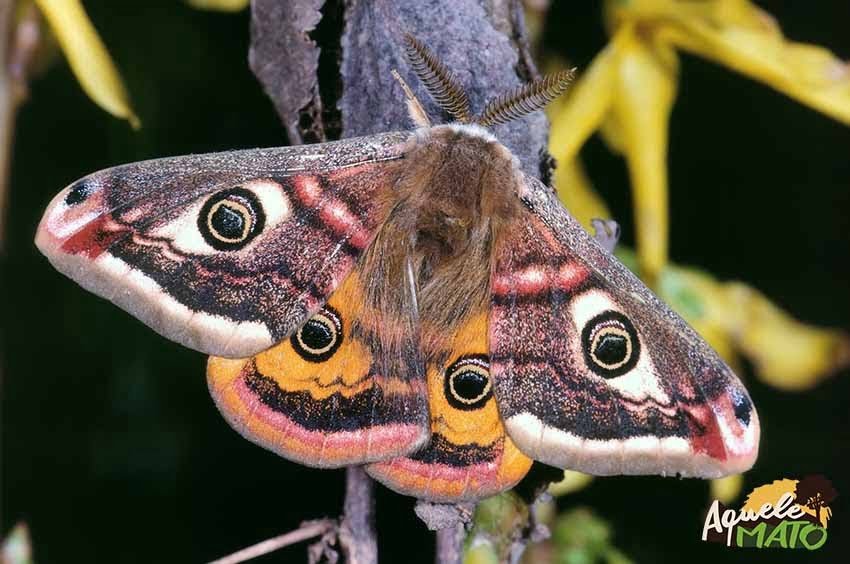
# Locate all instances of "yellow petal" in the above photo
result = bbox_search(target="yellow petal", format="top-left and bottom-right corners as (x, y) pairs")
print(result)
(658, 2), (850, 125)
(611, 29), (678, 285)
(551, 156), (612, 230)
(546, 33), (625, 162)
(710, 474), (744, 504)
(548, 470), (594, 497)
(34, 0), (139, 128)
(599, 31), (676, 155)
(597, 109), (627, 155)
(605, 0), (697, 41)
(723, 283), (850, 390)
(185, 0), (250, 11)
(606, 0), (772, 31)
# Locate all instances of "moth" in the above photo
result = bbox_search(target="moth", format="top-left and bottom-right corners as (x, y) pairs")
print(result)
(35, 36), (758, 502)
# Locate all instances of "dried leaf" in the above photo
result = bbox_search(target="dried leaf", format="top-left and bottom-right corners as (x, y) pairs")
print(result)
(34, 0), (139, 127)
(340, 0), (549, 177)
(248, 0), (324, 144)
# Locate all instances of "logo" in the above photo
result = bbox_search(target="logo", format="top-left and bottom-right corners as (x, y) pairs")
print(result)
(701, 475), (837, 550)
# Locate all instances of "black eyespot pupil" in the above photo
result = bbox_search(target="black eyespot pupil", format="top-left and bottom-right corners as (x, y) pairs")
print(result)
(211, 204), (245, 239)
(453, 370), (487, 401)
(65, 181), (94, 206)
(581, 311), (640, 378)
(290, 307), (343, 363)
(443, 355), (492, 410)
(300, 319), (333, 350)
(198, 187), (265, 251)
(595, 333), (628, 365)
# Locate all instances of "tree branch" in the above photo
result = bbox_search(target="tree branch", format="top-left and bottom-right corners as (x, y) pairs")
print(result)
(434, 525), (465, 564)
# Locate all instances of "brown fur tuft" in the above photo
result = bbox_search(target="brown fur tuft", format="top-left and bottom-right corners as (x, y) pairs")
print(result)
(359, 126), (524, 355)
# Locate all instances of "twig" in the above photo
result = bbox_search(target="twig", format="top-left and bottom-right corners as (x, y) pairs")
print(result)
(338, 466), (378, 564)
(206, 470), (378, 564)
(414, 501), (475, 564)
(434, 523), (465, 564)
(208, 519), (336, 564)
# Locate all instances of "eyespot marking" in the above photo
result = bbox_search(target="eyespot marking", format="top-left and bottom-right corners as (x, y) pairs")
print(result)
(198, 187), (265, 251)
(65, 180), (95, 206)
(730, 387), (752, 426)
(582, 311), (640, 378)
(444, 355), (492, 411)
(291, 306), (343, 362)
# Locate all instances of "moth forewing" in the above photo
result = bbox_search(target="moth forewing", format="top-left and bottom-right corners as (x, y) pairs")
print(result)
(35, 133), (411, 358)
(488, 174), (760, 479)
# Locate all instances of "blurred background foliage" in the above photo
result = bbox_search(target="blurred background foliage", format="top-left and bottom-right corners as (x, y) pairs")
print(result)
(1, 1), (849, 563)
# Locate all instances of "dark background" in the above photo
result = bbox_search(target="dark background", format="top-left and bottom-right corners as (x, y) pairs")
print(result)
(2, 1), (849, 562)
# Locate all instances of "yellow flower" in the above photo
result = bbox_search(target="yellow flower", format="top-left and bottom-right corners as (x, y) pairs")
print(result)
(710, 474), (744, 504)
(34, 0), (139, 127)
(548, 470), (595, 497)
(550, 0), (850, 283)
(184, 0), (249, 11)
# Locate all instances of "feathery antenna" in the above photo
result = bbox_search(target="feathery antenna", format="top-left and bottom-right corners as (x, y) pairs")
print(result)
(476, 69), (575, 127)
(403, 34), (472, 124)
(391, 69), (432, 127)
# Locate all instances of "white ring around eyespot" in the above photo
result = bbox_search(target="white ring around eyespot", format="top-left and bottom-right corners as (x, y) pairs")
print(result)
(568, 289), (672, 405)
(295, 312), (339, 355)
(447, 362), (492, 405)
(206, 199), (253, 243)
(149, 179), (291, 256)
(589, 325), (633, 370)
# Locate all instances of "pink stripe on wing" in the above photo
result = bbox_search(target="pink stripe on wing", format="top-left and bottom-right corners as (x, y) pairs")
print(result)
(492, 262), (589, 296)
(319, 200), (372, 249)
(293, 175), (323, 207)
